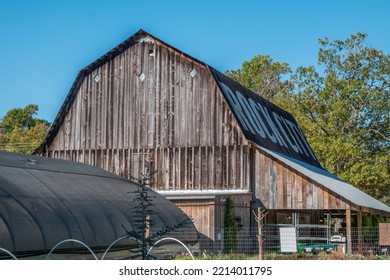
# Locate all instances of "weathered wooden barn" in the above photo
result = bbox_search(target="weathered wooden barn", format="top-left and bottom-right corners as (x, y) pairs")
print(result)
(35, 29), (390, 253)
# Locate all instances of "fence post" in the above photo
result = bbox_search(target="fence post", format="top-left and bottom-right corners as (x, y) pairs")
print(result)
(326, 214), (331, 244)
(357, 211), (363, 254)
(346, 208), (352, 254)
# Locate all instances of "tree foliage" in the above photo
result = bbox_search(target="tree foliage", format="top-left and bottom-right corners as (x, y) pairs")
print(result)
(227, 33), (390, 204)
(0, 104), (50, 154)
(226, 54), (292, 99)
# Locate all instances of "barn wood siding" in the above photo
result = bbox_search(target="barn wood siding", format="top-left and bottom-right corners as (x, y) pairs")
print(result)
(174, 200), (215, 241)
(46, 40), (250, 191)
(174, 194), (252, 252)
(253, 148), (350, 211)
(171, 199), (218, 251)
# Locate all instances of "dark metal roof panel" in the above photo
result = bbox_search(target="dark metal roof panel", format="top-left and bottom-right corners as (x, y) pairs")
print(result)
(0, 151), (197, 257)
(210, 67), (322, 168)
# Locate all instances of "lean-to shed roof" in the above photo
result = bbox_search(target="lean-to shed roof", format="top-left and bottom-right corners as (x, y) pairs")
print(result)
(257, 146), (390, 216)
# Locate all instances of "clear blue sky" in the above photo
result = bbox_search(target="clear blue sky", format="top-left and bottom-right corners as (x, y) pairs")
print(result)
(1, 0), (389, 122)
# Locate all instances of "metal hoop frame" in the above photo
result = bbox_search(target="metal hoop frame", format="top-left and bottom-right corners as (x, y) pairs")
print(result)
(101, 235), (142, 260)
(0, 247), (18, 260)
(2, 236), (193, 260)
(44, 239), (98, 260)
(147, 237), (195, 260)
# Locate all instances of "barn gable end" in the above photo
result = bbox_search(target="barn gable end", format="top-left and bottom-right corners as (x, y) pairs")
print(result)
(36, 30), (251, 192)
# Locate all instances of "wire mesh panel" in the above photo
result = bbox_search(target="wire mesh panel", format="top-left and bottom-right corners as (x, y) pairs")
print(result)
(190, 226), (389, 257)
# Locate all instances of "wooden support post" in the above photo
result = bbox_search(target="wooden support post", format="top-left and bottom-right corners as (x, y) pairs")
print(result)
(326, 214), (331, 244)
(357, 211), (363, 254)
(346, 208), (352, 254)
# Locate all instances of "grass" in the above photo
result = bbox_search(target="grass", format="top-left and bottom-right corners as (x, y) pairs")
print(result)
(171, 251), (390, 260)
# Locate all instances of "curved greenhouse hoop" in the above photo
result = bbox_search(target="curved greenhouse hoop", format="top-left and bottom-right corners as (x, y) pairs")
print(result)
(101, 235), (142, 260)
(0, 247), (18, 260)
(147, 237), (194, 260)
(45, 239), (98, 260)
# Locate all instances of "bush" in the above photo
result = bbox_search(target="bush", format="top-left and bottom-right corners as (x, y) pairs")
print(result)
(224, 197), (238, 253)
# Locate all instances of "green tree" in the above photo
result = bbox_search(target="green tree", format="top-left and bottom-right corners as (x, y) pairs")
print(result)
(227, 33), (389, 204)
(275, 33), (390, 204)
(223, 197), (238, 253)
(123, 174), (192, 259)
(0, 104), (50, 154)
(225, 54), (291, 99)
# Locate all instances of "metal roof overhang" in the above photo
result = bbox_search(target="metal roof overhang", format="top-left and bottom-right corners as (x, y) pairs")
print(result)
(256, 145), (390, 217)
(158, 189), (251, 201)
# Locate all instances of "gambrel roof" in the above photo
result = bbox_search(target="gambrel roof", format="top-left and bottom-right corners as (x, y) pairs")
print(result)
(34, 29), (390, 216)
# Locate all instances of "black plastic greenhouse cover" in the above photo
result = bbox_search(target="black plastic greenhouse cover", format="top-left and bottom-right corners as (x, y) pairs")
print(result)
(0, 151), (197, 258)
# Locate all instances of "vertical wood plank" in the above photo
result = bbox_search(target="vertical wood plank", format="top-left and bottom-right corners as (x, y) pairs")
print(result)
(305, 181), (312, 209)
(263, 155), (270, 207)
(277, 162), (284, 209)
(269, 160), (277, 209)
(296, 175), (303, 209)
(323, 188), (329, 209)
(312, 182), (318, 209)
(286, 169), (292, 208)
(317, 186), (324, 209)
